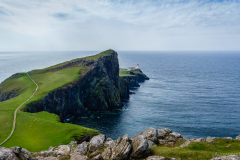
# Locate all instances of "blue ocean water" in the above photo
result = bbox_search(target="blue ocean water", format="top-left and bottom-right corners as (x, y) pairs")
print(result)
(1, 51), (240, 139)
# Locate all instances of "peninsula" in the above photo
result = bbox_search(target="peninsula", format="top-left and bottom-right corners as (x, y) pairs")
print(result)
(0, 50), (148, 151)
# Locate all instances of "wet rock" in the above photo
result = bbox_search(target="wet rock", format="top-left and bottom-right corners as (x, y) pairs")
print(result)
(70, 153), (89, 160)
(88, 134), (106, 152)
(157, 128), (172, 139)
(72, 141), (89, 155)
(211, 155), (240, 160)
(145, 156), (179, 160)
(54, 145), (70, 155)
(102, 134), (131, 160)
(0, 147), (18, 160)
(10, 146), (31, 160)
(130, 135), (152, 158)
(180, 140), (191, 148)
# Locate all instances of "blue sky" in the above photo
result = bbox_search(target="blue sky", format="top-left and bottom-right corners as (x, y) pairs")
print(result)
(0, 0), (240, 51)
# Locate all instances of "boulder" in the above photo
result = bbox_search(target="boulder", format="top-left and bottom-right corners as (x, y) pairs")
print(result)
(130, 135), (152, 158)
(223, 137), (233, 140)
(147, 140), (157, 146)
(157, 128), (172, 139)
(179, 140), (191, 148)
(70, 153), (89, 160)
(104, 138), (114, 147)
(206, 137), (216, 143)
(236, 135), (240, 140)
(72, 141), (89, 155)
(210, 155), (240, 160)
(0, 147), (18, 160)
(54, 145), (70, 155)
(165, 132), (182, 142)
(145, 156), (179, 160)
(138, 127), (158, 143)
(10, 146), (31, 160)
(88, 134), (106, 152)
(102, 134), (131, 160)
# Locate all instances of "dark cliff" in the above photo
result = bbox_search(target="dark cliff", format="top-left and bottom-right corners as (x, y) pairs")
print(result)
(0, 50), (149, 123)
(23, 50), (129, 122)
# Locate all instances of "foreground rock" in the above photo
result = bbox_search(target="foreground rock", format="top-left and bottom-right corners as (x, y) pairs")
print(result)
(146, 156), (179, 160)
(0, 147), (18, 160)
(2, 127), (240, 160)
(102, 134), (131, 160)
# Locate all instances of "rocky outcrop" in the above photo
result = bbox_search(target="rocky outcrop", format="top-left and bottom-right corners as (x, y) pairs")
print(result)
(236, 135), (240, 140)
(2, 127), (240, 160)
(0, 147), (19, 160)
(0, 89), (20, 102)
(121, 69), (149, 88)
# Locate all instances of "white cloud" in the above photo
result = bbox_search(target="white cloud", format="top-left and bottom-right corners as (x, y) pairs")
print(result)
(0, 0), (240, 51)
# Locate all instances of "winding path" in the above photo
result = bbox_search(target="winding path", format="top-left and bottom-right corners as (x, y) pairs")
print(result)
(0, 72), (38, 146)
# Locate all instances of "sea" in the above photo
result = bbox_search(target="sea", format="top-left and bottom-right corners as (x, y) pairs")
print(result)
(1, 51), (240, 140)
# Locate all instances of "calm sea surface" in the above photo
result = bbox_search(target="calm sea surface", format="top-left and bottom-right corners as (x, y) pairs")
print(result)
(1, 51), (240, 139)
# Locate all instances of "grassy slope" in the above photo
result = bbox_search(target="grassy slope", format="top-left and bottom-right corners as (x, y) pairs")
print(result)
(0, 50), (114, 151)
(119, 69), (135, 77)
(152, 139), (240, 160)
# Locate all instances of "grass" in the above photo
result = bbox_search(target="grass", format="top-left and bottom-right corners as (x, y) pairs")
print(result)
(2, 111), (99, 152)
(119, 69), (135, 77)
(0, 50), (116, 151)
(152, 139), (240, 160)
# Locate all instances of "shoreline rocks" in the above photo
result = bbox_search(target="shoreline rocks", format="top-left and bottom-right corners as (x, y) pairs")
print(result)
(1, 128), (240, 160)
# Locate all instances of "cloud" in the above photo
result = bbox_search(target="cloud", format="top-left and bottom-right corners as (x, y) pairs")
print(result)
(0, 0), (240, 51)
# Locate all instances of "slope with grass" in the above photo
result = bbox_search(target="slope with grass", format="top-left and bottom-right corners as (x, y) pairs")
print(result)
(152, 138), (240, 160)
(0, 50), (129, 151)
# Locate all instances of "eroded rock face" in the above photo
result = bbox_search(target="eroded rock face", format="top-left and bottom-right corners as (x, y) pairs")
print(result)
(130, 135), (152, 159)
(211, 155), (240, 160)
(145, 156), (179, 160)
(0, 147), (18, 160)
(72, 141), (89, 155)
(10, 147), (31, 160)
(88, 134), (106, 152)
(102, 134), (131, 160)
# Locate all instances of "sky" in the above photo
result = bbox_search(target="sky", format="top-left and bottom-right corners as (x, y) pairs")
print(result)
(0, 0), (240, 51)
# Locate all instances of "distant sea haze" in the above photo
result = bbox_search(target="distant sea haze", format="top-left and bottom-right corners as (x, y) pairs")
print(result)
(1, 51), (240, 139)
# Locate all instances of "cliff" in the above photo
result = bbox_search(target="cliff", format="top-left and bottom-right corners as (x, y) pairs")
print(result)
(0, 50), (148, 123)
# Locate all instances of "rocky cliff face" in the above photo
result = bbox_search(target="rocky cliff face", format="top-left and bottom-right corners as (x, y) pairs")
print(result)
(24, 50), (129, 122)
